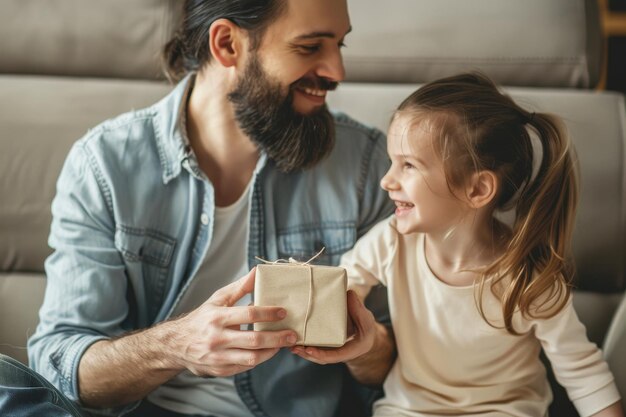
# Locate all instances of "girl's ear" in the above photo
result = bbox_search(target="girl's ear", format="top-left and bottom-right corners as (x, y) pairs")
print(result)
(466, 170), (498, 209)
(208, 18), (247, 68)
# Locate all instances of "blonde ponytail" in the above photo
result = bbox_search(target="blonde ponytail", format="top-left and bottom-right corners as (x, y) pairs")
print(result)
(482, 112), (578, 333)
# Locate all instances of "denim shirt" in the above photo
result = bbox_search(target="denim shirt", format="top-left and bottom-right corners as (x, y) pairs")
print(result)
(28, 75), (394, 417)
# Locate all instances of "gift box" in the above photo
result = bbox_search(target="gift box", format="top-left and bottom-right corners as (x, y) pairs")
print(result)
(254, 262), (347, 347)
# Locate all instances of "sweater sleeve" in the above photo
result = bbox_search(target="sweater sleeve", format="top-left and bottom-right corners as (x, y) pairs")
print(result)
(535, 297), (621, 416)
(339, 215), (397, 301)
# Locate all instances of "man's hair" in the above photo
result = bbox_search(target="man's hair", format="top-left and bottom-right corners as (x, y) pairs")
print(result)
(162, 0), (286, 83)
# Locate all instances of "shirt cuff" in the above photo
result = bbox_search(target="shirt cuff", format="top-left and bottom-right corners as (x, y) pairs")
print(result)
(572, 380), (622, 417)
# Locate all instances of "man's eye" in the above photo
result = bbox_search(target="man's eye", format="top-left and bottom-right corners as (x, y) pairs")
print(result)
(298, 44), (321, 54)
(339, 41), (347, 48)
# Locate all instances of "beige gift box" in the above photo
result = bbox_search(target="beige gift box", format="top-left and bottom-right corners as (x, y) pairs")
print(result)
(253, 263), (347, 347)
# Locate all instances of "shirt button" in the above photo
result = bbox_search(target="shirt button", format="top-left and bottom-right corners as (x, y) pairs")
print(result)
(200, 213), (209, 225)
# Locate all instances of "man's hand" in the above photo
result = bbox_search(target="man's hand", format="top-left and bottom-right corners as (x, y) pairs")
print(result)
(290, 290), (396, 385)
(79, 268), (298, 408)
(169, 267), (298, 377)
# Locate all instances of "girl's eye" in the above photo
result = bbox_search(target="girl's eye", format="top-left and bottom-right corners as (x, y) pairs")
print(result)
(403, 162), (415, 170)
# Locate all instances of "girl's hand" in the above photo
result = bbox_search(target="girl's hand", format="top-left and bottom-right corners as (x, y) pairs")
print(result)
(290, 290), (377, 364)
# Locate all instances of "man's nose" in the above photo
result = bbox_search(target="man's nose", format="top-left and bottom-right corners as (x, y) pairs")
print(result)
(316, 46), (345, 82)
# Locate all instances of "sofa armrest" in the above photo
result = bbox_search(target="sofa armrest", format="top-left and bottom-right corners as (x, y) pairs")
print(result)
(0, 273), (46, 364)
(604, 292), (626, 409)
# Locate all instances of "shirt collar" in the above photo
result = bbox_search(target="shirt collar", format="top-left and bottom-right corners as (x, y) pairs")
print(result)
(154, 73), (196, 184)
(154, 73), (268, 184)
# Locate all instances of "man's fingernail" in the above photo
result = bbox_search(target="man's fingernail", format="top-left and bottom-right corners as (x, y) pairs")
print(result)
(287, 335), (297, 344)
(278, 309), (287, 319)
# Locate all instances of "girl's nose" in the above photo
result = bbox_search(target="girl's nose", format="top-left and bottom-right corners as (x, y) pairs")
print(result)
(380, 170), (399, 191)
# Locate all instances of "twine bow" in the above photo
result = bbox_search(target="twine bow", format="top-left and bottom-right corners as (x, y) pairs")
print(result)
(255, 247), (325, 344)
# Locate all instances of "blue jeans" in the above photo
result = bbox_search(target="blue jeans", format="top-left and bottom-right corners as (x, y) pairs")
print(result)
(127, 401), (214, 417)
(0, 353), (83, 417)
(0, 354), (217, 417)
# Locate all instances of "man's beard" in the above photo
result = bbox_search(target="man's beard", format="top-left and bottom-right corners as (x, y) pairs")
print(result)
(227, 54), (337, 172)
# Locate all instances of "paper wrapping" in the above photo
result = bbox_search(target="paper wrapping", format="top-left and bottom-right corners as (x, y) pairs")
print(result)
(253, 263), (347, 347)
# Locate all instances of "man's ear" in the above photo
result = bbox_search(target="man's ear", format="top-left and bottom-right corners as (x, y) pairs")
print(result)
(465, 170), (498, 209)
(208, 18), (247, 68)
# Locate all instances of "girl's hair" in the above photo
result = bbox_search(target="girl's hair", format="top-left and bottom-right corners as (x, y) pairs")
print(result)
(396, 72), (579, 334)
(162, 0), (286, 83)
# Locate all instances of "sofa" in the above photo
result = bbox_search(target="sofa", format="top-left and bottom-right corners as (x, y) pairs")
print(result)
(0, 0), (624, 415)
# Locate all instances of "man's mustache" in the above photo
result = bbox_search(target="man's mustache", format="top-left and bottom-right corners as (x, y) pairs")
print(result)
(292, 77), (338, 92)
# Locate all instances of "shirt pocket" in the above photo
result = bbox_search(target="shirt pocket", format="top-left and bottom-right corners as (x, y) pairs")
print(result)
(115, 226), (176, 267)
(114, 225), (177, 320)
(277, 223), (356, 266)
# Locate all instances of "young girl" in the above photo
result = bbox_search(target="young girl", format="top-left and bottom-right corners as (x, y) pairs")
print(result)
(296, 73), (624, 416)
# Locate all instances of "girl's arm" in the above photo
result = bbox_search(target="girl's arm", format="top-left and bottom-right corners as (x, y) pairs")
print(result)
(535, 295), (622, 416)
(591, 401), (624, 417)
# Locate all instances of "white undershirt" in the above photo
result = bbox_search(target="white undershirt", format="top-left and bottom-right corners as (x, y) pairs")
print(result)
(148, 180), (255, 417)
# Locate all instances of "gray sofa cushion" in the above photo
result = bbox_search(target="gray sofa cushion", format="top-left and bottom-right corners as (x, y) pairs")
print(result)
(604, 293), (626, 410)
(0, 273), (46, 364)
(0, 76), (171, 272)
(0, 0), (182, 80)
(343, 0), (602, 88)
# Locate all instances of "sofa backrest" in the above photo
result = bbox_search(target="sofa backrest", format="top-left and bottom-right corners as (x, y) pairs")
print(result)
(0, 1), (624, 413)
(0, 0), (181, 80)
(331, 0), (625, 294)
(326, 1), (626, 412)
(0, 1), (178, 363)
(1, 0), (620, 283)
(342, 0), (603, 88)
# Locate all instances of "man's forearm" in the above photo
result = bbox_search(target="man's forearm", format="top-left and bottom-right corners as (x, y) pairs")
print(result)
(78, 321), (183, 408)
(346, 322), (396, 386)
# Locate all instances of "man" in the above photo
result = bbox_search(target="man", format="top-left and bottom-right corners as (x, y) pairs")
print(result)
(23, 0), (395, 416)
